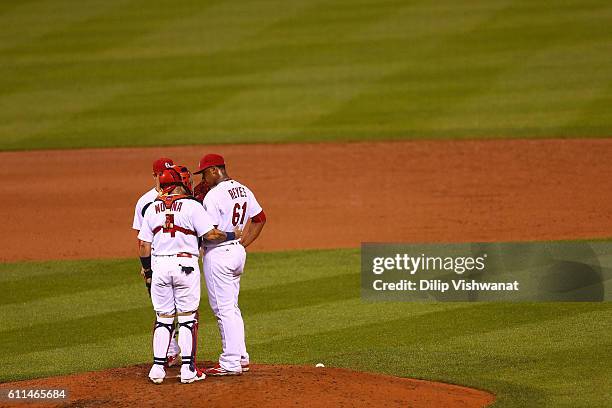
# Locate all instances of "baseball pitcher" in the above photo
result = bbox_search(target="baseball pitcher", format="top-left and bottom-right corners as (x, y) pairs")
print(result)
(194, 154), (267, 376)
(138, 164), (242, 384)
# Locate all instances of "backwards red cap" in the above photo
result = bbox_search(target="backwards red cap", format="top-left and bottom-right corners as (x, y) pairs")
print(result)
(153, 157), (174, 175)
(194, 154), (225, 174)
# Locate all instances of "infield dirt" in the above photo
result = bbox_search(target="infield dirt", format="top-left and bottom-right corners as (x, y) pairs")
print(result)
(1, 139), (611, 261)
(0, 362), (495, 408)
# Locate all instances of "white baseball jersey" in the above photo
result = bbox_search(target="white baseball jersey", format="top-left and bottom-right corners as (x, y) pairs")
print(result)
(202, 179), (263, 249)
(202, 178), (262, 371)
(132, 187), (159, 231)
(138, 196), (216, 256)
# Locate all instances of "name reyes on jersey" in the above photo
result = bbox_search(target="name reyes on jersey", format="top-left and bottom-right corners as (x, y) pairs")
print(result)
(228, 186), (247, 200)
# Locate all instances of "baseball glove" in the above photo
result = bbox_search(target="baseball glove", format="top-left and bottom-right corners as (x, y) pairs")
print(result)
(193, 180), (210, 203)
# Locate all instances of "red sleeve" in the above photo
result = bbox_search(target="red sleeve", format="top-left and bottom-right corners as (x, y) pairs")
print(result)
(251, 210), (266, 223)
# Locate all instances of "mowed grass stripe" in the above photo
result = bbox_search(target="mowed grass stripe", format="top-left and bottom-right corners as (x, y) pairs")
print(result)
(0, 249), (358, 322)
(0, 259), (134, 282)
(0, 249), (359, 333)
(0, 274), (360, 333)
(2, 306), (152, 353)
(0, 0), (128, 53)
(306, 0), (612, 139)
(0, 269), (134, 306)
(0, 1), (335, 149)
(435, 308), (612, 359)
(0, 249), (356, 284)
(1, 332), (155, 383)
(245, 300), (469, 345)
(0, 272), (359, 340)
(1, 0), (612, 150)
(513, 343), (612, 407)
(9, 0), (411, 149)
(251, 303), (611, 355)
(0, 284), (147, 333)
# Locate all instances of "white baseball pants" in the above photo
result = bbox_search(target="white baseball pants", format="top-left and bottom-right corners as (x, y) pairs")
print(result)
(151, 255), (201, 315)
(203, 243), (248, 372)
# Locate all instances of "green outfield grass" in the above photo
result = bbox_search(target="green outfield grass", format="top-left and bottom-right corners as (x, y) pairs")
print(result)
(1, 0), (611, 150)
(0, 249), (610, 407)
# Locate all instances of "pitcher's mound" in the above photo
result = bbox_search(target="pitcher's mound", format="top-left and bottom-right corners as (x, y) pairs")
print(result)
(2, 363), (495, 408)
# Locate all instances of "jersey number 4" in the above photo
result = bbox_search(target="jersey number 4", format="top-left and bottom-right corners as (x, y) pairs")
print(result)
(232, 202), (247, 226)
(163, 214), (176, 237)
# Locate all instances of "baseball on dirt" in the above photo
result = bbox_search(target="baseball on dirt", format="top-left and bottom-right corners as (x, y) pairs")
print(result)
(315, 363), (325, 368)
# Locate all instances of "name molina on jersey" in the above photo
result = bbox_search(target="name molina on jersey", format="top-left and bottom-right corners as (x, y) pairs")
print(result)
(155, 201), (183, 213)
(228, 187), (247, 200)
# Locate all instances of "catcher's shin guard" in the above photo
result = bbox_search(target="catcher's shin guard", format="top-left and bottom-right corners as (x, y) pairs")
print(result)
(178, 311), (199, 371)
(152, 316), (174, 366)
(167, 322), (180, 358)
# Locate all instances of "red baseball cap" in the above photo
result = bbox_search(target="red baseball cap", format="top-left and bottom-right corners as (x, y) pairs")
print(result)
(194, 154), (225, 174)
(152, 157), (174, 175)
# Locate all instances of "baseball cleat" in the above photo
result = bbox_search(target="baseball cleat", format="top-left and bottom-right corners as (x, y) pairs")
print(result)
(241, 362), (250, 372)
(180, 367), (206, 384)
(148, 364), (166, 385)
(167, 354), (181, 367)
(204, 364), (242, 376)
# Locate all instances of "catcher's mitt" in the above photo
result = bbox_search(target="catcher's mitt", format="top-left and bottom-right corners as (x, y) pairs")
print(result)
(193, 180), (210, 203)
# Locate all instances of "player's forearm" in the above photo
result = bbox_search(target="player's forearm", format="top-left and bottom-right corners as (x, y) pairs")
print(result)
(138, 241), (153, 294)
(138, 241), (152, 257)
(136, 236), (143, 256)
(203, 228), (227, 243)
(241, 220), (265, 248)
